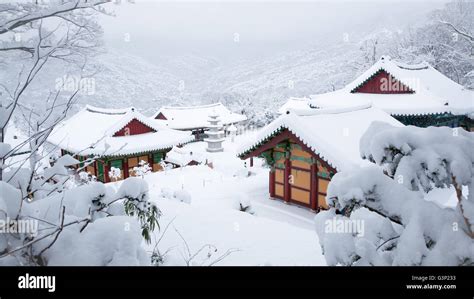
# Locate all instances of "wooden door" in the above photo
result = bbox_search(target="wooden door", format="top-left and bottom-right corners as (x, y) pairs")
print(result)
(138, 155), (149, 164)
(317, 178), (329, 209)
(289, 144), (312, 206)
(274, 167), (285, 199)
(86, 163), (95, 177)
(290, 168), (311, 205)
(317, 164), (332, 210)
(128, 157), (139, 177)
(272, 147), (286, 199)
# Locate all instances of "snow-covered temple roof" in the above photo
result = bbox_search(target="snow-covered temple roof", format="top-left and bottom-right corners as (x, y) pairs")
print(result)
(47, 105), (194, 157)
(153, 103), (247, 130)
(238, 105), (403, 172)
(281, 56), (473, 116)
(310, 90), (451, 116)
(278, 97), (311, 114)
(164, 146), (205, 167)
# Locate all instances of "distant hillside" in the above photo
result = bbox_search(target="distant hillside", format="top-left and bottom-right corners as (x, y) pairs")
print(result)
(7, 25), (472, 130)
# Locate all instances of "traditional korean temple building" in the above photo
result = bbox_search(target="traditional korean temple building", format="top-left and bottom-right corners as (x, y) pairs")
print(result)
(153, 103), (247, 139)
(280, 56), (474, 130)
(238, 105), (402, 211)
(47, 105), (194, 182)
(164, 145), (205, 168)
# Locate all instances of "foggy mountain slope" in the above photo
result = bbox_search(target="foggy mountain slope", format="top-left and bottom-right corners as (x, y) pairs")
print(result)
(9, 22), (472, 129)
(6, 29), (408, 129)
(5, 49), (215, 129)
(88, 50), (185, 114)
(197, 30), (398, 124)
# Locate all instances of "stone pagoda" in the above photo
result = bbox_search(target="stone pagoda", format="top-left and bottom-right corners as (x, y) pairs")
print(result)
(205, 109), (225, 152)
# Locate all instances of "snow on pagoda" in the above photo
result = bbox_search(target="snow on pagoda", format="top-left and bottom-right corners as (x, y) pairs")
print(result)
(204, 109), (225, 152)
(279, 56), (474, 130)
(47, 105), (194, 182)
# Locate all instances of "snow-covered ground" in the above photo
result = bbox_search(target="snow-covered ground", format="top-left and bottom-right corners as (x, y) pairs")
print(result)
(110, 132), (326, 266)
(107, 130), (464, 266)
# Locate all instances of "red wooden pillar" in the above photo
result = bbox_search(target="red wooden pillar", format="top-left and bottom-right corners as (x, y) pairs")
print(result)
(250, 157), (254, 167)
(149, 153), (154, 171)
(124, 157), (129, 179)
(310, 162), (318, 211)
(269, 168), (275, 198)
(284, 154), (291, 203)
(93, 160), (97, 178)
(104, 161), (110, 183)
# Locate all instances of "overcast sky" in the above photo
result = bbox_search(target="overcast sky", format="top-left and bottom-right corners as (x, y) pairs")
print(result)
(99, 0), (448, 63)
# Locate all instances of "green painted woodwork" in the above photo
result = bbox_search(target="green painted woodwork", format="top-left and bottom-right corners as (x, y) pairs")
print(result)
(290, 155), (312, 164)
(110, 159), (123, 169)
(260, 150), (274, 166)
(393, 113), (464, 128)
(97, 161), (104, 182)
(275, 162), (285, 169)
(153, 152), (164, 164)
(273, 151), (285, 161)
(275, 143), (286, 149)
(318, 171), (330, 179)
(290, 143), (302, 150)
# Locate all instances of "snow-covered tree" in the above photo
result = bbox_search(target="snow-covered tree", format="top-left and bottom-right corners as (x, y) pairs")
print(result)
(315, 122), (474, 266)
(78, 170), (97, 185)
(133, 160), (152, 178)
(118, 178), (161, 244)
(392, 0), (473, 87)
(0, 1), (162, 266)
(0, 0), (109, 182)
(108, 166), (122, 182)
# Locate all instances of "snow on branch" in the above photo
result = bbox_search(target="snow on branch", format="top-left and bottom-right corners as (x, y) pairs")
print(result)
(439, 20), (474, 43)
(315, 123), (474, 266)
(0, 0), (110, 35)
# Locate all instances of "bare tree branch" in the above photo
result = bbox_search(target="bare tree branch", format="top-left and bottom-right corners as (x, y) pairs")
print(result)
(0, 0), (110, 35)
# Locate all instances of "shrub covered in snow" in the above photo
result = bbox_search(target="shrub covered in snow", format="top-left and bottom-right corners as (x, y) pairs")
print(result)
(315, 123), (474, 266)
(108, 167), (122, 182)
(0, 168), (160, 265)
(133, 160), (152, 178)
(233, 194), (255, 215)
(78, 171), (97, 184)
(118, 178), (161, 243)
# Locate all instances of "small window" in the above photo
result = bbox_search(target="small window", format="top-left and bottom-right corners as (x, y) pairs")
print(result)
(153, 152), (164, 164)
(110, 159), (123, 169)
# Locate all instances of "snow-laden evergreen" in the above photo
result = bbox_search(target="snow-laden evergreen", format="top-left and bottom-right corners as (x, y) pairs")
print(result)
(315, 123), (474, 266)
